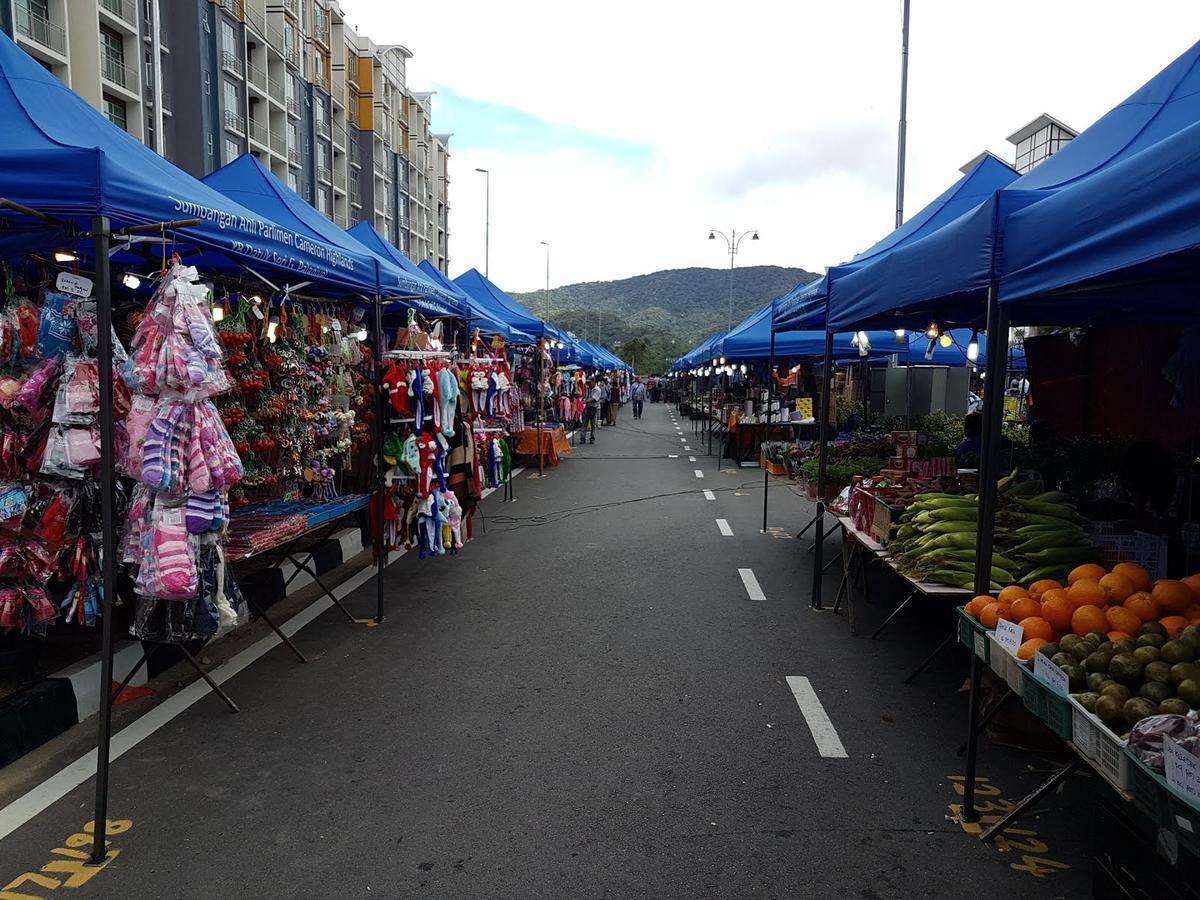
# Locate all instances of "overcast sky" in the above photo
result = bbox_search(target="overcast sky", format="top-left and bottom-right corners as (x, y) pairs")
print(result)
(342, 1), (1200, 294)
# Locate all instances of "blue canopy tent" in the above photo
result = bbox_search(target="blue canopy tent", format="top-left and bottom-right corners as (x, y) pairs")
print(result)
(827, 39), (1200, 334)
(454, 268), (566, 344)
(0, 32), (381, 296)
(346, 221), (465, 317)
(773, 153), (1020, 332)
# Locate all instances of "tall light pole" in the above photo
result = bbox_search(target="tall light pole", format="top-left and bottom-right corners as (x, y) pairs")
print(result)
(895, 0), (910, 228)
(474, 167), (490, 277)
(540, 240), (550, 321)
(708, 229), (759, 330)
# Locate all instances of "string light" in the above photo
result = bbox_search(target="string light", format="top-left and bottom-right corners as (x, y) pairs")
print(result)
(939, 333), (953, 348)
(924, 321), (940, 340)
(53, 250), (76, 263)
(966, 329), (980, 363)
(355, 327), (368, 341)
(267, 315), (280, 343)
(121, 273), (141, 290)
(894, 328), (906, 345)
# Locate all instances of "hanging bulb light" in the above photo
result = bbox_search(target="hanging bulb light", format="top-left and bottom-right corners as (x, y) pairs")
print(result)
(894, 328), (906, 345)
(966, 329), (980, 363)
(211, 305), (225, 323)
(267, 315), (280, 343)
(925, 339), (936, 360)
(739, 364), (747, 374)
(925, 321), (940, 340)
(250, 294), (263, 305)
(53, 250), (77, 263)
(939, 333), (953, 348)
(718, 357), (726, 365)
(121, 273), (141, 290)
(356, 327), (368, 341)
(856, 331), (871, 357)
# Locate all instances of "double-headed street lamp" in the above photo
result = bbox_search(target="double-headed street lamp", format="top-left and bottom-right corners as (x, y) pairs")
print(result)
(708, 228), (759, 330)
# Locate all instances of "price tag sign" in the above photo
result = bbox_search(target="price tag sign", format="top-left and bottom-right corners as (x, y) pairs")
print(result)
(1164, 736), (1200, 808)
(1034, 652), (1069, 697)
(56, 271), (93, 298)
(995, 618), (1024, 656)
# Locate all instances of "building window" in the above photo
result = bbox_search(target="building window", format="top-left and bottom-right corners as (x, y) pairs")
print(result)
(223, 78), (239, 115)
(317, 186), (329, 215)
(102, 94), (127, 130)
(221, 18), (236, 54)
(287, 120), (298, 149)
(225, 138), (240, 163)
(100, 25), (126, 86)
(316, 141), (328, 169)
(287, 171), (298, 191)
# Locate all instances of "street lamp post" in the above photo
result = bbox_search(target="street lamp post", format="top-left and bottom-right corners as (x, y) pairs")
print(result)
(474, 167), (490, 277)
(540, 240), (550, 321)
(708, 228), (759, 331)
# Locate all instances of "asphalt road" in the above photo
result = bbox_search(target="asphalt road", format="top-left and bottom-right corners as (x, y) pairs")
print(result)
(0, 402), (1095, 898)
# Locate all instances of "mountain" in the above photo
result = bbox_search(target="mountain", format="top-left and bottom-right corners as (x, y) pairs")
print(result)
(512, 265), (819, 373)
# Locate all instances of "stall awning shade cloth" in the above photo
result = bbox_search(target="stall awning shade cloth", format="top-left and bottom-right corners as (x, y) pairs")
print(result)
(772, 153), (1020, 331)
(346, 222), (465, 316)
(414, 259), (524, 342)
(0, 34), (382, 294)
(719, 302), (897, 361)
(453, 268), (565, 343)
(828, 39), (1200, 332)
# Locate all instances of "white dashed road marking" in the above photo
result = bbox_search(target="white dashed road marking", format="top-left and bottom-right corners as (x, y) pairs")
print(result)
(738, 568), (766, 602)
(786, 676), (849, 759)
(694, 469), (704, 479)
(688, 456), (696, 462)
(668, 454), (679, 458)
(703, 490), (716, 500)
(716, 518), (733, 536)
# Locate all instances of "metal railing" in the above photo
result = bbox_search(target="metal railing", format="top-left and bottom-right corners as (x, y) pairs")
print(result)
(287, 146), (300, 166)
(317, 166), (332, 184)
(224, 109), (246, 134)
(331, 122), (346, 147)
(247, 60), (267, 91)
(270, 129), (286, 155)
(101, 55), (130, 89)
(14, 4), (66, 55)
(219, 0), (242, 18)
(373, 142), (387, 171)
(283, 43), (299, 68)
(314, 10), (330, 44)
(264, 22), (285, 54)
(249, 117), (269, 146)
(244, 3), (265, 36)
(98, 0), (137, 27)
(348, 132), (361, 167)
(334, 166), (347, 190)
(268, 74), (284, 102)
(282, 0), (299, 18)
(314, 68), (329, 93)
(285, 95), (299, 118)
(333, 210), (348, 228)
(315, 116), (330, 139)
(221, 50), (243, 76)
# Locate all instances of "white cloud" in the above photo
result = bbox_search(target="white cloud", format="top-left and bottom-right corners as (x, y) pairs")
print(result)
(343, 0), (1200, 293)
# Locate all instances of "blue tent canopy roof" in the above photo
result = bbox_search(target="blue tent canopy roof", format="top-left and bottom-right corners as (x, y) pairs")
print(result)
(453, 268), (566, 344)
(346, 221), (465, 316)
(773, 154), (1020, 331)
(0, 33), (374, 294)
(826, 39), (1200, 332)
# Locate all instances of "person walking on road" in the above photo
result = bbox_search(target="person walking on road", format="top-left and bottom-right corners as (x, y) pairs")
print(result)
(630, 378), (646, 419)
(582, 377), (603, 443)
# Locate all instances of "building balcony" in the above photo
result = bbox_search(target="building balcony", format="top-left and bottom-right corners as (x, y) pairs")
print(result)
(331, 122), (346, 148)
(14, 4), (66, 57)
(263, 22), (285, 55)
(267, 75), (285, 105)
(314, 68), (329, 93)
(248, 117), (269, 147)
(317, 165), (332, 184)
(244, 3), (265, 37)
(287, 146), (300, 167)
(285, 96), (300, 118)
(221, 50), (243, 77)
(247, 60), (268, 93)
(282, 0), (299, 18)
(219, 0), (242, 19)
(101, 55), (132, 90)
(314, 11), (330, 45)
(270, 129), (286, 156)
(98, 0), (138, 29)
(334, 166), (347, 190)
(333, 210), (348, 228)
(224, 109), (246, 135)
(283, 43), (300, 69)
(315, 117), (331, 140)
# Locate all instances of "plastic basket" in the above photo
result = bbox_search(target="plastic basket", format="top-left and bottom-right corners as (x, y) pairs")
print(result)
(1019, 664), (1072, 740)
(1125, 750), (1200, 857)
(1068, 695), (1130, 791)
(987, 634), (1024, 697)
(956, 607), (990, 663)
(1086, 523), (1168, 580)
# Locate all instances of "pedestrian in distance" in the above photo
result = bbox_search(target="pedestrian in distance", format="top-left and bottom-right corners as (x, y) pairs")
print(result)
(630, 378), (646, 419)
(582, 377), (603, 443)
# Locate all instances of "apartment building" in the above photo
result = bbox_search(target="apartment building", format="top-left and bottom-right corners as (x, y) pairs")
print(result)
(0, 0), (449, 273)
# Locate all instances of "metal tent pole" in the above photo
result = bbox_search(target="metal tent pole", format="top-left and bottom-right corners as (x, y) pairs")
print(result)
(963, 281), (1010, 820)
(811, 330), (834, 610)
(89, 216), (117, 864)
(373, 294), (386, 623)
(762, 327), (775, 532)
(536, 344), (544, 477)
(707, 370), (715, 456)
(895, 0), (911, 228)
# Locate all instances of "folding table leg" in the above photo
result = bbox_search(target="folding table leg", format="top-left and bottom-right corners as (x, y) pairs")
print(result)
(956, 688), (1015, 756)
(871, 591), (915, 640)
(822, 549), (843, 574)
(832, 541), (854, 616)
(903, 628), (956, 684)
(978, 758), (1080, 843)
(287, 553), (359, 624)
(245, 597), (309, 664)
(805, 522), (839, 555)
(110, 646), (156, 703)
(178, 644), (239, 713)
(794, 513), (818, 541)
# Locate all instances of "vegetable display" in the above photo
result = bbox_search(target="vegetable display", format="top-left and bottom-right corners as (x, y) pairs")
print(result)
(889, 475), (1101, 590)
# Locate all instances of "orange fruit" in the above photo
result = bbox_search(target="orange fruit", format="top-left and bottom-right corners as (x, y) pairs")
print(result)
(1182, 574), (1200, 600)
(1018, 616), (1053, 641)
(1071, 604), (1108, 637)
(964, 596), (991, 619)
(1107, 631), (1133, 641)
(1160, 615), (1190, 636)
(1028, 579), (1063, 600)
(1099, 572), (1135, 604)
(998, 585), (1030, 605)
(1183, 603), (1200, 621)
(1068, 579), (1107, 609)
(1105, 605), (1141, 635)
(1113, 562), (1153, 593)
(1152, 580), (1194, 613)
(1068, 563), (1108, 585)
(1010, 597), (1042, 622)
(1040, 591), (1074, 632)
(981, 602), (1012, 630)
(1018, 638), (1049, 661)
(1123, 591), (1160, 623)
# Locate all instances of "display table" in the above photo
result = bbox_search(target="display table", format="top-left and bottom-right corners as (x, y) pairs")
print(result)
(514, 426), (571, 465)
